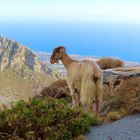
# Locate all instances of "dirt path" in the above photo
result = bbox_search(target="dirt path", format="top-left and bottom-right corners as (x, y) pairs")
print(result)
(86, 114), (140, 140)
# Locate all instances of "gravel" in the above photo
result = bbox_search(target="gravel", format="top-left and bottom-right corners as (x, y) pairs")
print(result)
(86, 114), (140, 140)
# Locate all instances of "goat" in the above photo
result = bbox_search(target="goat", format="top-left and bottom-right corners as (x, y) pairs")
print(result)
(50, 46), (103, 115)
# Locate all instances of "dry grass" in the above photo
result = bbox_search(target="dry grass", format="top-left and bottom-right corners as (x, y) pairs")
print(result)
(97, 57), (124, 70)
(106, 111), (121, 121)
(40, 80), (71, 101)
(72, 135), (86, 140)
(102, 77), (140, 122)
(0, 69), (53, 108)
(40, 86), (70, 99)
(117, 77), (140, 113)
(0, 70), (34, 101)
(40, 76), (140, 123)
(50, 79), (68, 88)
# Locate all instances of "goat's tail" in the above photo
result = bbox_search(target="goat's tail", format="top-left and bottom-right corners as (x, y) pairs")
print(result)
(80, 69), (103, 108)
(80, 70), (96, 105)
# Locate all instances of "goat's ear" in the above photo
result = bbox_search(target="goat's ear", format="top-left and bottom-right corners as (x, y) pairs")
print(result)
(59, 46), (66, 53)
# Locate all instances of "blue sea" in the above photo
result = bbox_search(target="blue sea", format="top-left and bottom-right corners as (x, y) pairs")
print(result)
(0, 21), (140, 62)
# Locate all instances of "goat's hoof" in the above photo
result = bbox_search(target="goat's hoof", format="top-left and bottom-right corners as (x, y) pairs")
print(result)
(95, 113), (100, 117)
(89, 111), (100, 117)
(72, 104), (79, 109)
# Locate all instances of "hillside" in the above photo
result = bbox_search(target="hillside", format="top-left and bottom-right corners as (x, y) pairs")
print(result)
(0, 36), (61, 80)
(0, 69), (35, 107)
(0, 36), (62, 107)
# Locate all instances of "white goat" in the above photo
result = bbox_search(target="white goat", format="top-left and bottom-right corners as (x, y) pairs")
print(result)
(50, 46), (103, 115)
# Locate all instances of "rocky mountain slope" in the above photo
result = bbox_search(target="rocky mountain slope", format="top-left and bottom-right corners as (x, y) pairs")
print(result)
(0, 36), (62, 107)
(0, 36), (55, 79)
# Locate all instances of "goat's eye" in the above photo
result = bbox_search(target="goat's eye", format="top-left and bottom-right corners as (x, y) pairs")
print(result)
(55, 53), (59, 57)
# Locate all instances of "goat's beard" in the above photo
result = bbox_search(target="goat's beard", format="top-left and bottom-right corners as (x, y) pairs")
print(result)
(50, 59), (59, 64)
(50, 59), (60, 64)
(55, 59), (59, 64)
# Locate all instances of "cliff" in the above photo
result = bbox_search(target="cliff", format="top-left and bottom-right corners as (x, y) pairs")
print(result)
(0, 36), (53, 77)
(0, 36), (62, 107)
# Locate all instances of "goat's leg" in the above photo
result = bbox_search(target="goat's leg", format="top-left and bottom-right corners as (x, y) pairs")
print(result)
(77, 90), (82, 107)
(69, 87), (79, 108)
(95, 95), (99, 115)
(95, 78), (103, 115)
(88, 103), (94, 115)
(86, 97), (99, 116)
(71, 93), (79, 108)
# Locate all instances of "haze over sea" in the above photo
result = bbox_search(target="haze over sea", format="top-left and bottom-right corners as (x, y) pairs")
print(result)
(0, 0), (140, 62)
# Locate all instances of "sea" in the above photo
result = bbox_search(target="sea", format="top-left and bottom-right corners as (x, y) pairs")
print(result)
(0, 21), (140, 62)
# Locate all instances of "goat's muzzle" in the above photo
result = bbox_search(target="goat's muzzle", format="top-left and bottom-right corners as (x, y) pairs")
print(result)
(50, 59), (55, 64)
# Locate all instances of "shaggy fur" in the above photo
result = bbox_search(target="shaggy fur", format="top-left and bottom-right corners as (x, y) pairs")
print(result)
(50, 46), (103, 114)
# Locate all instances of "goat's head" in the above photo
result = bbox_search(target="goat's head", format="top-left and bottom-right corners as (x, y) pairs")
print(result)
(50, 46), (66, 64)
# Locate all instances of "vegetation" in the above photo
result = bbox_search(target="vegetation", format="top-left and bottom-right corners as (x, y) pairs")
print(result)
(116, 77), (140, 114)
(50, 79), (68, 88)
(0, 97), (100, 140)
(40, 79), (71, 103)
(41, 76), (140, 124)
(97, 57), (124, 69)
(106, 111), (121, 121)
(0, 70), (139, 139)
(102, 77), (140, 122)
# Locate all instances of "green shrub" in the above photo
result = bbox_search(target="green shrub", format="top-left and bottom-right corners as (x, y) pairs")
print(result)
(0, 97), (100, 140)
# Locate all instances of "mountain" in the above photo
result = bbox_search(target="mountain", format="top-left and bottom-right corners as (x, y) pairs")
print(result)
(0, 36), (52, 77)
(0, 36), (62, 107)
(0, 35), (64, 80)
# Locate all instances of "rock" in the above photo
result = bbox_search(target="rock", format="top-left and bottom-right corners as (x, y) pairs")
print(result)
(0, 36), (51, 75)
(103, 66), (140, 93)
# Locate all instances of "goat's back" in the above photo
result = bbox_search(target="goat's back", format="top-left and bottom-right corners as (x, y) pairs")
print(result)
(67, 60), (102, 86)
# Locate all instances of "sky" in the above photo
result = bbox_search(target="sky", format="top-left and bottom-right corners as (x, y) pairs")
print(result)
(0, 0), (140, 62)
(0, 0), (140, 23)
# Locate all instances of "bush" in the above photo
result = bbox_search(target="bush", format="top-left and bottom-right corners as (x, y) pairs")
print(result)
(0, 97), (100, 140)
(50, 79), (68, 88)
(97, 57), (124, 70)
(106, 111), (121, 121)
(40, 79), (70, 101)
(102, 77), (140, 121)
(117, 77), (140, 113)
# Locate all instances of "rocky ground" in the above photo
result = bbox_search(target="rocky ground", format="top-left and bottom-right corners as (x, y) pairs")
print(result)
(86, 114), (140, 140)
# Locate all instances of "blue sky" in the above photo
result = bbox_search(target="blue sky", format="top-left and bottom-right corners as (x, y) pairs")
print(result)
(0, 0), (140, 23)
(0, 0), (140, 62)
